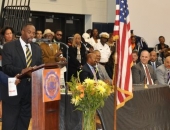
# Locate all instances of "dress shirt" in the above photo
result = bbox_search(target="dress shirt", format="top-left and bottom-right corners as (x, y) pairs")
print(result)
(142, 63), (154, 84)
(20, 37), (32, 58)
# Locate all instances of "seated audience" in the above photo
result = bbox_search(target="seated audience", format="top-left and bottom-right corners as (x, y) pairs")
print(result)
(148, 50), (162, 70)
(94, 32), (111, 64)
(132, 50), (139, 66)
(93, 50), (112, 85)
(154, 36), (169, 63)
(156, 56), (170, 85)
(131, 50), (158, 84)
(79, 53), (99, 82)
(68, 33), (86, 81)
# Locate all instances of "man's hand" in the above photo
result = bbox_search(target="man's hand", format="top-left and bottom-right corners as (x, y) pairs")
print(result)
(21, 67), (34, 77)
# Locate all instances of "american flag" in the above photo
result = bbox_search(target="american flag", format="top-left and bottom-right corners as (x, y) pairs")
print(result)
(113, 0), (133, 109)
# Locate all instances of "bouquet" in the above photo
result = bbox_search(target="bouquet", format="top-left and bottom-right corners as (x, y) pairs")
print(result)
(67, 76), (112, 130)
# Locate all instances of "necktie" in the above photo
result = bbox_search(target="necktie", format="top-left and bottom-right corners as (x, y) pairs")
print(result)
(152, 62), (156, 70)
(25, 45), (32, 67)
(167, 70), (170, 84)
(91, 67), (97, 81)
(144, 65), (153, 85)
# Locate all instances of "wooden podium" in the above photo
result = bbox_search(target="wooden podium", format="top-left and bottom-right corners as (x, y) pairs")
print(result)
(18, 63), (66, 130)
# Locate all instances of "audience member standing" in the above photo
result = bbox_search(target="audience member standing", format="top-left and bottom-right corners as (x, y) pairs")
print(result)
(89, 28), (100, 47)
(148, 50), (162, 70)
(107, 33), (116, 53)
(156, 56), (170, 85)
(154, 36), (169, 62)
(35, 30), (43, 45)
(131, 50), (158, 84)
(94, 32), (111, 64)
(2, 23), (42, 130)
(131, 30), (148, 57)
(53, 29), (67, 58)
(68, 33), (86, 81)
(0, 26), (15, 45)
(0, 26), (16, 121)
(40, 29), (64, 63)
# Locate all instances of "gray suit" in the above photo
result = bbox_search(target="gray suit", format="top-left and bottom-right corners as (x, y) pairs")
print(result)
(97, 63), (112, 85)
(131, 62), (158, 84)
(156, 64), (169, 85)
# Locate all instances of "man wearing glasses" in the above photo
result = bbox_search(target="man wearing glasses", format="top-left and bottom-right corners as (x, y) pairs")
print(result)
(53, 30), (67, 58)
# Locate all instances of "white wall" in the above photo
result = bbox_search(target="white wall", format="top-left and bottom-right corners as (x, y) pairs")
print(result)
(129, 0), (170, 47)
(107, 0), (116, 23)
(30, 0), (108, 31)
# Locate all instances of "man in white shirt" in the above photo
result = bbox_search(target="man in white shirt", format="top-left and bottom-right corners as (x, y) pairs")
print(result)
(94, 32), (111, 64)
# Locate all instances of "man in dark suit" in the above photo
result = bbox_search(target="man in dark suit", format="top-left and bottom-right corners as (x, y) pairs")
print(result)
(131, 50), (158, 84)
(148, 50), (162, 70)
(2, 23), (42, 130)
(80, 53), (99, 82)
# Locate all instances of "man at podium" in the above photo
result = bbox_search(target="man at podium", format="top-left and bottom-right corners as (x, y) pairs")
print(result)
(2, 23), (42, 130)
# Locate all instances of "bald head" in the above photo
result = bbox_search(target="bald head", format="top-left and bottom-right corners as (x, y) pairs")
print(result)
(164, 56), (170, 69)
(150, 50), (157, 62)
(87, 53), (97, 66)
(140, 50), (150, 64)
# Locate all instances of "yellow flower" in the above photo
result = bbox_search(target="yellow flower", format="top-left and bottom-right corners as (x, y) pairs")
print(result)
(98, 80), (106, 86)
(84, 78), (95, 85)
(96, 85), (106, 95)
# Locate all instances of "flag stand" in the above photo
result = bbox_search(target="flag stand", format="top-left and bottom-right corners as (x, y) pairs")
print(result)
(113, 39), (118, 130)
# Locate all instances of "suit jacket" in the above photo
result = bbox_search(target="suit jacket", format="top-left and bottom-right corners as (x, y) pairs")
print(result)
(2, 40), (42, 104)
(131, 62), (158, 84)
(40, 42), (59, 63)
(80, 63), (99, 82)
(148, 60), (162, 68)
(156, 64), (169, 85)
(97, 64), (112, 85)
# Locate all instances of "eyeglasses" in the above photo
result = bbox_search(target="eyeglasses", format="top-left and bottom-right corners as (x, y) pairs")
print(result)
(57, 34), (62, 36)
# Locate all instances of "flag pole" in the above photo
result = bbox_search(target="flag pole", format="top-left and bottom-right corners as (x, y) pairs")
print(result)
(113, 36), (118, 130)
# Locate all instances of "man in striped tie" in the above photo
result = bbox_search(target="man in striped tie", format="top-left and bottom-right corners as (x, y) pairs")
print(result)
(2, 23), (42, 130)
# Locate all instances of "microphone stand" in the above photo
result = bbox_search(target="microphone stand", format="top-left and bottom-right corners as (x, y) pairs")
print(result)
(57, 42), (69, 130)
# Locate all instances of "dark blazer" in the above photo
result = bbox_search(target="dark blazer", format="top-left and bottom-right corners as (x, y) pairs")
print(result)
(148, 60), (162, 68)
(131, 62), (158, 84)
(68, 44), (86, 81)
(2, 40), (42, 104)
(80, 63), (99, 82)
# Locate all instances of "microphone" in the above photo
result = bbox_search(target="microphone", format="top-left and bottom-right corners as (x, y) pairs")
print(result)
(32, 38), (52, 43)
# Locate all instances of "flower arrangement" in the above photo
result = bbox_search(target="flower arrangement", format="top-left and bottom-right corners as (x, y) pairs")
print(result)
(67, 76), (112, 130)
